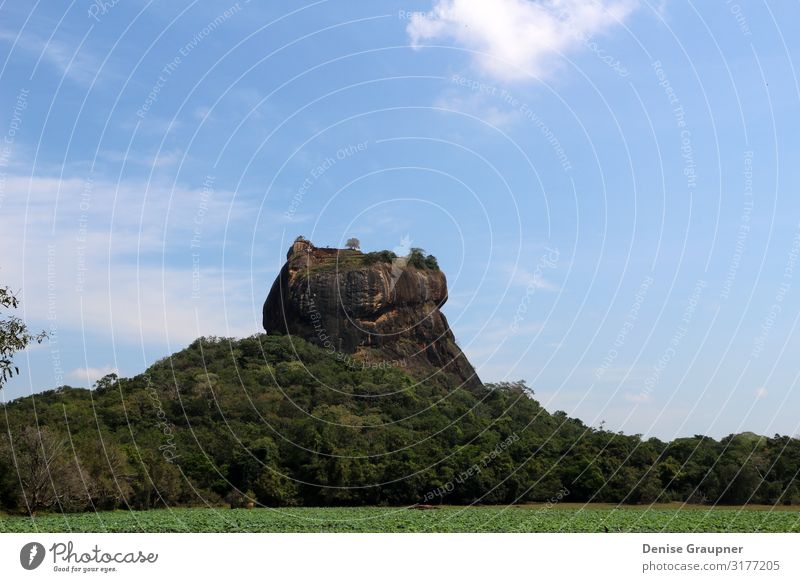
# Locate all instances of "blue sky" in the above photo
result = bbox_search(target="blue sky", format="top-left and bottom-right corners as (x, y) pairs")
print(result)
(1, 0), (799, 439)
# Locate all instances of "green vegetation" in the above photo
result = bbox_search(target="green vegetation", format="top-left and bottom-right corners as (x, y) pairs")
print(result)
(0, 286), (47, 387)
(407, 247), (439, 270)
(0, 335), (799, 518)
(1, 506), (797, 533)
(362, 250), (398, 265)
(297, 245), (440, 271)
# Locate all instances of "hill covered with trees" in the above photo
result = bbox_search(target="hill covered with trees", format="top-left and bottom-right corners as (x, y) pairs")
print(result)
(1, 334), (799, 514)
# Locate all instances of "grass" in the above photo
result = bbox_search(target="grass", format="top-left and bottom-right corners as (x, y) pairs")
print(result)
(1, 504), (798, 533)
(294, 250), (368, 279)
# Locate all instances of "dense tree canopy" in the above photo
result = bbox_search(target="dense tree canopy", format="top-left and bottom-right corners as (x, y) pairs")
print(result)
(0, 335), (797, 514)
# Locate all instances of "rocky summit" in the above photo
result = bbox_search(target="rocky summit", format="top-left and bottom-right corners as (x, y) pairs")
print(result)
(263, 238), (482, 389)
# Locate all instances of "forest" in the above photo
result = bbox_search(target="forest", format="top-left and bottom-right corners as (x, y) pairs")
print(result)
(1, 334), (798, 514)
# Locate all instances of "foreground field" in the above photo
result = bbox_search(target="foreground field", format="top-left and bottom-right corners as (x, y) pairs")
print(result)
(1, 505), (798, 533)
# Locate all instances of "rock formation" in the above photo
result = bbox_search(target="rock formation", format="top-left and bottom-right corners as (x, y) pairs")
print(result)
(263, 238), (482, 389)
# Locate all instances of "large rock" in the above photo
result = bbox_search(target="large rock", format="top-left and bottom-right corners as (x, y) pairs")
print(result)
(263, 239), (482, 389)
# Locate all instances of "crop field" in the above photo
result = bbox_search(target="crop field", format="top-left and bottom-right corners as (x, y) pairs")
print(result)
(1, 505), (798, 533)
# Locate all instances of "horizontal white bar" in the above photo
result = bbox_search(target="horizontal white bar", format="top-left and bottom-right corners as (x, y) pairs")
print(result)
(1, 533), (797, 581)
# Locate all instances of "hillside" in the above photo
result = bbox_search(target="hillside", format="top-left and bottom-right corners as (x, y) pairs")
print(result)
(1, 334), (799, 514)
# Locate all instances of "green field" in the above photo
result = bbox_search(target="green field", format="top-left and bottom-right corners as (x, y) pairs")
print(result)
(1, 505), (798, 533)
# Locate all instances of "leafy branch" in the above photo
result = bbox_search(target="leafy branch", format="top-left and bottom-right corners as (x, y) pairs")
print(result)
(0, 286), (48, 388)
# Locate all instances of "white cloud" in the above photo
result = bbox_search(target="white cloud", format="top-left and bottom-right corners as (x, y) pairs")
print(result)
(0, 174), (262, 345)
(468, 319), (544, 345)
(408, 0), (638, 81)
(506, 264), (559, 292)
(67, 365), (119, 384)
(0, 29), (101, 85)
(194, 106), (213, 122)
(434, 92), (521, 127)
(624, 392), (651, 403)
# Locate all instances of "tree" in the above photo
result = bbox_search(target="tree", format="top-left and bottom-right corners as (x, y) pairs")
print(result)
(424, 254), (439, 270)
(0, 436), (21, 509)
(0, 286), (47, 389)
(408, 247), (426, 268)
(79, 438), (133, 509)
(128, 449), (185, 509)
(12, 426), (89, 513)
(93, 373), (119, 392)
(253, 466), (298, 506)
(345, 237), (360, 250)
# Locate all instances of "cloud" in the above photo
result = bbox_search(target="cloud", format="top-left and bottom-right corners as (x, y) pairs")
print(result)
(469, 319), (544, 345)
(0, 29), (101, 85)
(0, 173), (262, 345)
(67, 365), (119, 384)
(407, 0), (638, 81)
(194, 106), (213, 122)
(624, 392), (651, 403)
(434, 92), (521, 127)
(505, 264), (559, 292)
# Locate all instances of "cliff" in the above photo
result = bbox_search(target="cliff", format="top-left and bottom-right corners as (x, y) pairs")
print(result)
(263, 239), (482, 389)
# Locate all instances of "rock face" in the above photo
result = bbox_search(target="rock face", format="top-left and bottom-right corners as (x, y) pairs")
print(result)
(263, 239), (482, 389)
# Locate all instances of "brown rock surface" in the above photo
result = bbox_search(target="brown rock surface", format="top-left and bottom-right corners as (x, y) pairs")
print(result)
(263, 239), (482, 389)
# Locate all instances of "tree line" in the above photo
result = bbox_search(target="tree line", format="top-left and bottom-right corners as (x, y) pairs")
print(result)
(0, 334), (798, 514)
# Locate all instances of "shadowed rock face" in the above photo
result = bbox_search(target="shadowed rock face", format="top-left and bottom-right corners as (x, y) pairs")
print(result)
(263, 239), (482, 389)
